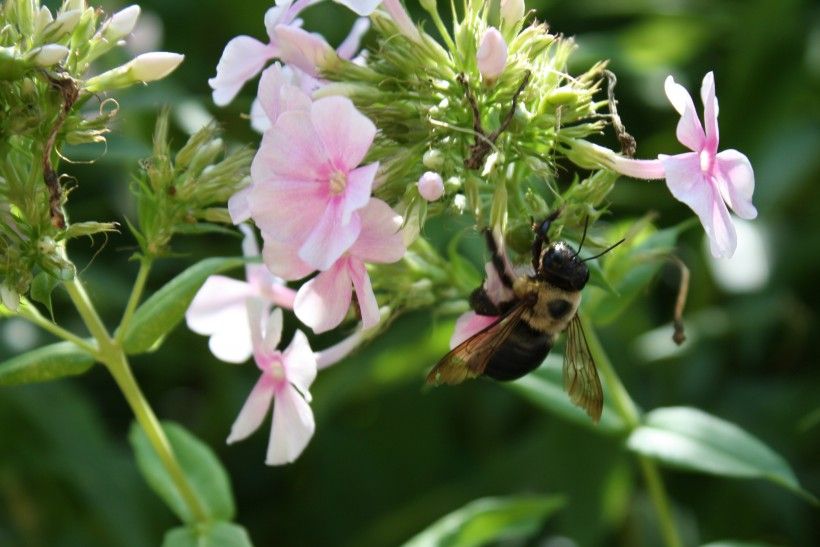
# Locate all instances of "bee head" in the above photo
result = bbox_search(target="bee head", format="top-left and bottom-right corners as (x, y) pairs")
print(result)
(539, 241), (589, 291)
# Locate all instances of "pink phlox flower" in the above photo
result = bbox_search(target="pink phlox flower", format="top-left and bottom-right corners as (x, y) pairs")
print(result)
(208, 0), (313, 106)
(334, 0), (419, 41)
(250, 95), (378, 271)
(294, 198), (405, 334)
(227, 303), (317, 465)
(186, 225), (296, 363)
(610, 72), (756, 258)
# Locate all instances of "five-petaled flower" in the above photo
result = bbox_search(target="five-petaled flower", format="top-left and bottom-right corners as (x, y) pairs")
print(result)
(250, 95), (379, 272)
(186, 225), (296, 363)
(227, 304), (318, 466)
(609, 72), (757, 258)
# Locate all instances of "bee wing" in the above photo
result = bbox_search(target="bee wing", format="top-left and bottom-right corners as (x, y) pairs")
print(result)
(426, 303), (529, 386)
(563, 314), (604, 422)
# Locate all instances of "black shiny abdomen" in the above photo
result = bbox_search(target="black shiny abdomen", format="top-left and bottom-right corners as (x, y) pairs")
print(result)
(484, 322), (553, 381)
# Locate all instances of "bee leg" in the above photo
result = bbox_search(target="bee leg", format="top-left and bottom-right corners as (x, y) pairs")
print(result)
(469, 287), (501, 315)
(531, 209), (562, 270)
(484, 229), (514, 289)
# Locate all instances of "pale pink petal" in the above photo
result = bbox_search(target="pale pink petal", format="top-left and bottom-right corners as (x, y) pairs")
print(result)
(227, 375), (275, 443)
(249, 177), (325, 243)
(298, 201), (362, 271)
(715, 149), (757, 220)
(477, 27), (508, 80)
(208, 320), (254, 364)
(294, 261), (353, 333)
(608, 156), (666, 180)
(257, 63), (312, 127)
(249, 98), (271, 134)
(336, 17), (370, 60)
(700, 71), (719, 155)
(664, 75), (705, 152)
(275, 24), (336, 78)
(267, 384), (315, 465)
(229, 185), (253, 224)
(382, 0), (421, 41)
(282, 329), (317, 397)
(245, 297), (268, 351)
(662, 153), (737, 258)
(209, 36), (276, 106)
(348, 259), (380, 329)
(252, 111), (329, 182)
(334, 0), (382, 16)
(263, 4), (290, 40)
(263, 308), (284, 353)
(450, 312), (499, 349)
(186, 276), (255, 335)
(310, 96), (376, 172)
(349, 198), (406, 263)
(261, 234), (316, 281)
(268, 284), (298, 309)
(314, 327), (363, 369)
(340, 162), (378, 224)
(239, 224), (265, 283)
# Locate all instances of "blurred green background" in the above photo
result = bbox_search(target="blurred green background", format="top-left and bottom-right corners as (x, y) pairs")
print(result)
(2, 0), (819, 545)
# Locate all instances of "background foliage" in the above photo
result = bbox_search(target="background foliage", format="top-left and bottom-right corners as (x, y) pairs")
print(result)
(1, 0), (819, 545)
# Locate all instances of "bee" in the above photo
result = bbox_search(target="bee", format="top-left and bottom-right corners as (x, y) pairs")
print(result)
(426, 210), (623, 422)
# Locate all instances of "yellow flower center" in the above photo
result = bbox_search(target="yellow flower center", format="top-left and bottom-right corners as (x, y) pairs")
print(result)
(329, 170), (347, 194)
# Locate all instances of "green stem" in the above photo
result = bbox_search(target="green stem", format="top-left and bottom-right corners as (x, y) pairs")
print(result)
(579, 314), (682, 547)
(422, 4), (459, 57)
(18, 299), (97, 355)
(63, 276), (209, 524)
(116, 258), (152, 342)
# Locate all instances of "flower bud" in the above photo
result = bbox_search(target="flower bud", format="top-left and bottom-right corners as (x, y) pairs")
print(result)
(104, 5), (141, 41)
(44, 9), (82, 39)
(418, 171), (445, 201)
(500, 0), (525, 26)
(422, 149), (444, 170)
(0, 284), (19, 313)
(84, 52), (184, 92)
(31, 44), (70, 67)
(34, 7), (54, 35)
(477, 27), (507, 81)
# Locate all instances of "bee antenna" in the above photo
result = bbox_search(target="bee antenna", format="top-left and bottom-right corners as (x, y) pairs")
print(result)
(573, 216), (589, 258)
(582, 238), (626, 262)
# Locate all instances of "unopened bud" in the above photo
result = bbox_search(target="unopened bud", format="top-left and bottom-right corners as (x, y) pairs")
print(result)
(104, 5), (140, 41)
(84, 52), (184, 92)
(0, 285), (19, 313)
(31, 44), (70, 66)
(422, 149), (444, 170)
(477, 27), (507, 81)
(418, 171), (445, 201)
(34, 7), (54, 35)
(46, 9), (82, 38)
(500, 0), (525, 26)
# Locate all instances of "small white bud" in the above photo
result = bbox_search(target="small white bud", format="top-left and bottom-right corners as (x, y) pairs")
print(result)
(52, 9), (82, 35)
(422, 149), (444, 170)
(418, 171), (445, 202)
(500, 0), (525, 26)
(0, 285), (19, 313)
(105, 5), (141, 41)
(34, 7), (54, 35)
(477, 27), (507, 81)
(130, 51), (184, 81)
(31, 44), (70, 67)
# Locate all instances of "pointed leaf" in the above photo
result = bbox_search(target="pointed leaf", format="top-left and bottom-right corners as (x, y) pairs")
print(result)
(0, 341), (94, 386)
(129, 421), (235, 524)
(700, 542), (775, 547)
(507, 354), (626, 434)
(121, 257), (245, 354)
(402, 495), (564, 547)
(162, 522), (252, 547)
(30, 271), (59, 316)
(627, 407), (816, 503)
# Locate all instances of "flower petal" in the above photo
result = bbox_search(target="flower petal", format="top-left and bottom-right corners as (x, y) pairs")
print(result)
(662, 153), (737, 258)
(314, 326), (363, 369)
(249, 98), (271, 134)
(349, 198), (406, 263)
(333, 0), (383, 16)
(664, 75), (705, 152)
(700, 71), (719, 154)
(450, 312), (499, 349)
(283, 329), (317, 396)
(260, 233), (316, 281)
(252, 110), (329, 182)
(263, 308), (284, 353)
(249, 176), (325, 244)
(336, 17), (370, 60)
(715, 149), (757, 220)
(267, 384), (315, 465)
(209, 36), (275, 106)
(228, 185), (253, 223)
(298, 201), (362, 271)
(186, 276), (255, 335)
(208, 322), (254, 364)
(340, 162), (378, 225)
(311, 96), (376, 172)
(227, 375), (275, 444)
(349, 259), (380, 329)
(257, 62), (312, 127)
(275, 24), (336, 78)
(294, 261), (353, 334)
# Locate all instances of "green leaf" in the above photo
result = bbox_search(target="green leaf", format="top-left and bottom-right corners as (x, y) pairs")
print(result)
(700, 542), (775, 547)
(121, 257), (244, 354)
(0, 341), (94, 386)
(162, 522), (252, 547)
(30, 271), (59, 316)
(129, 421), (236, 524)
(402, 495), (564, 547)
(507, 354), (626, 434)
(627, 407), (817, 503)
